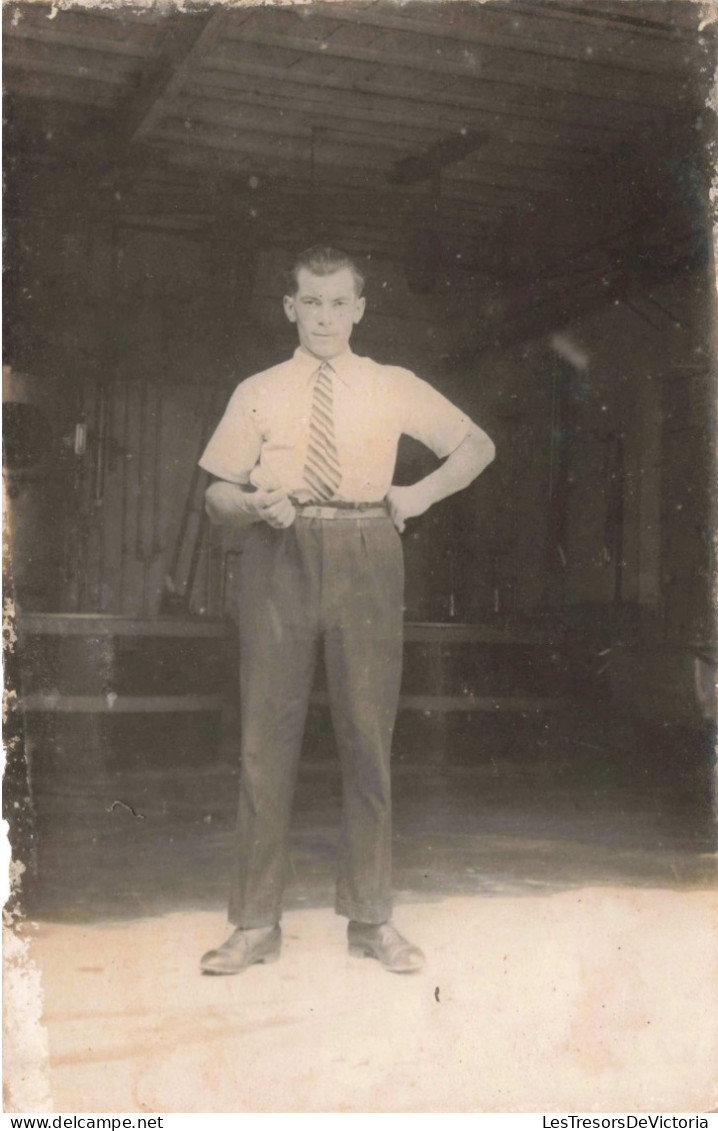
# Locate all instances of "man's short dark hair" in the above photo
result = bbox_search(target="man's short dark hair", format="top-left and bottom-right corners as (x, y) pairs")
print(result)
(287, 245), (366, 297)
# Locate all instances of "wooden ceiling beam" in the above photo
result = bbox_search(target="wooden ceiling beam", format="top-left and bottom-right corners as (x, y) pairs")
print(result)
(1, 37), (142, 82)
(201, 46), (660, 139)
(153, 121), (394, 172)
(392, 0), (700, 55)
(155, 119), (552, 199)
(128, 10), (233, 142)
(177, 93), (452, 149)
(169, 101), (571, 187)
(2, 72), (118, 108)
(3, 23), (155, 59)
(52, 12), (241, 197)
(320, 4), (702, 77)
(583, 2), (702, 33)
(2, 50), (133, 87)
(148, 139), (518, 213)
(173, 101), (427, 153)
(180, 70), (601, 159)
(217, 17), (690, 112)
(495, 0), (698, 40)
(439, 73), (664, 128)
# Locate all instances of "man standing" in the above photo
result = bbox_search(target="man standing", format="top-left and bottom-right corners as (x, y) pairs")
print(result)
(198, 246), (495, 975)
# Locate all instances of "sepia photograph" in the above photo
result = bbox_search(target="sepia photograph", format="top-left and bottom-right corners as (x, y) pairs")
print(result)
(3, 0), (718, 1115)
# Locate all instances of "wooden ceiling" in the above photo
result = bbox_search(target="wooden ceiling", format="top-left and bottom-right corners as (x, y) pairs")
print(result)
(3, 1), (715, 331)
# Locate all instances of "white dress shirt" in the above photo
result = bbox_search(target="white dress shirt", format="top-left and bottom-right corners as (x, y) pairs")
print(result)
(199, 347), (473, 503)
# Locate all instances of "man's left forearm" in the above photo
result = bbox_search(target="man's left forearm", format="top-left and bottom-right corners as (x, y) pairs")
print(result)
(386, 424), (495, 532)
(415, 424), (495, 509)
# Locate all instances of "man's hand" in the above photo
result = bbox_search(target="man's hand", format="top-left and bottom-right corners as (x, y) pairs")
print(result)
(205, 481), (296, 529)
(386, 484), (431, 533)
(386, 426), (496, 533)
(250, 488), (297, 529)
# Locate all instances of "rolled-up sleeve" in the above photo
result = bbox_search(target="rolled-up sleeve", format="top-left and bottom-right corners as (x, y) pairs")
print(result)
(199, 382), (263, 484)
(397, 370), (472, 458)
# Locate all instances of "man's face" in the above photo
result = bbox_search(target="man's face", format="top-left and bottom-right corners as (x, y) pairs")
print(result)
(283, 267), (365, 360)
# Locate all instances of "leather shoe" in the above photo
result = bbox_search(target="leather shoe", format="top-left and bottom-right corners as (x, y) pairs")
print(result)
(347, 920), (425, 973)
(200, 924), (281, 975)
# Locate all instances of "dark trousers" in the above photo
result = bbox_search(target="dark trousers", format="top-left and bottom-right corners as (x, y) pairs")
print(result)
(228, 513), (404, 927)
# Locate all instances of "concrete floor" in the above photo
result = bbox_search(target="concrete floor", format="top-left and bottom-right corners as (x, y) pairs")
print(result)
(5, 710), (718, 1112)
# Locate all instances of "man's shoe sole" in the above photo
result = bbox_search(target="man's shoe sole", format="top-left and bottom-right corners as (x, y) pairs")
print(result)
(201, 950), (280, 975)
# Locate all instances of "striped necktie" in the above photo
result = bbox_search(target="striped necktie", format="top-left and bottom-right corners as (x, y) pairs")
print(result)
(303, 361), (342, 501)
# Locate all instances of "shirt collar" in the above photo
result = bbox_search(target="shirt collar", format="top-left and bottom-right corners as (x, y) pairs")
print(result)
(294, 346), (363, 390)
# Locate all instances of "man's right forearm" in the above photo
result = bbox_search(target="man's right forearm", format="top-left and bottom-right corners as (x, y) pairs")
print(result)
(205, 480), (297, 529)
(204, 480), (263, 528)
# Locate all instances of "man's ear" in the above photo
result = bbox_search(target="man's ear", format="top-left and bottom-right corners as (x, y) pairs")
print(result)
(283, 295), (297, 323)
(353, 296), (366, 325)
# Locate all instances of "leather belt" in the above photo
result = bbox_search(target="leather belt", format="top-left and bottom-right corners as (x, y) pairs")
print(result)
(293, 501), (388, 520)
